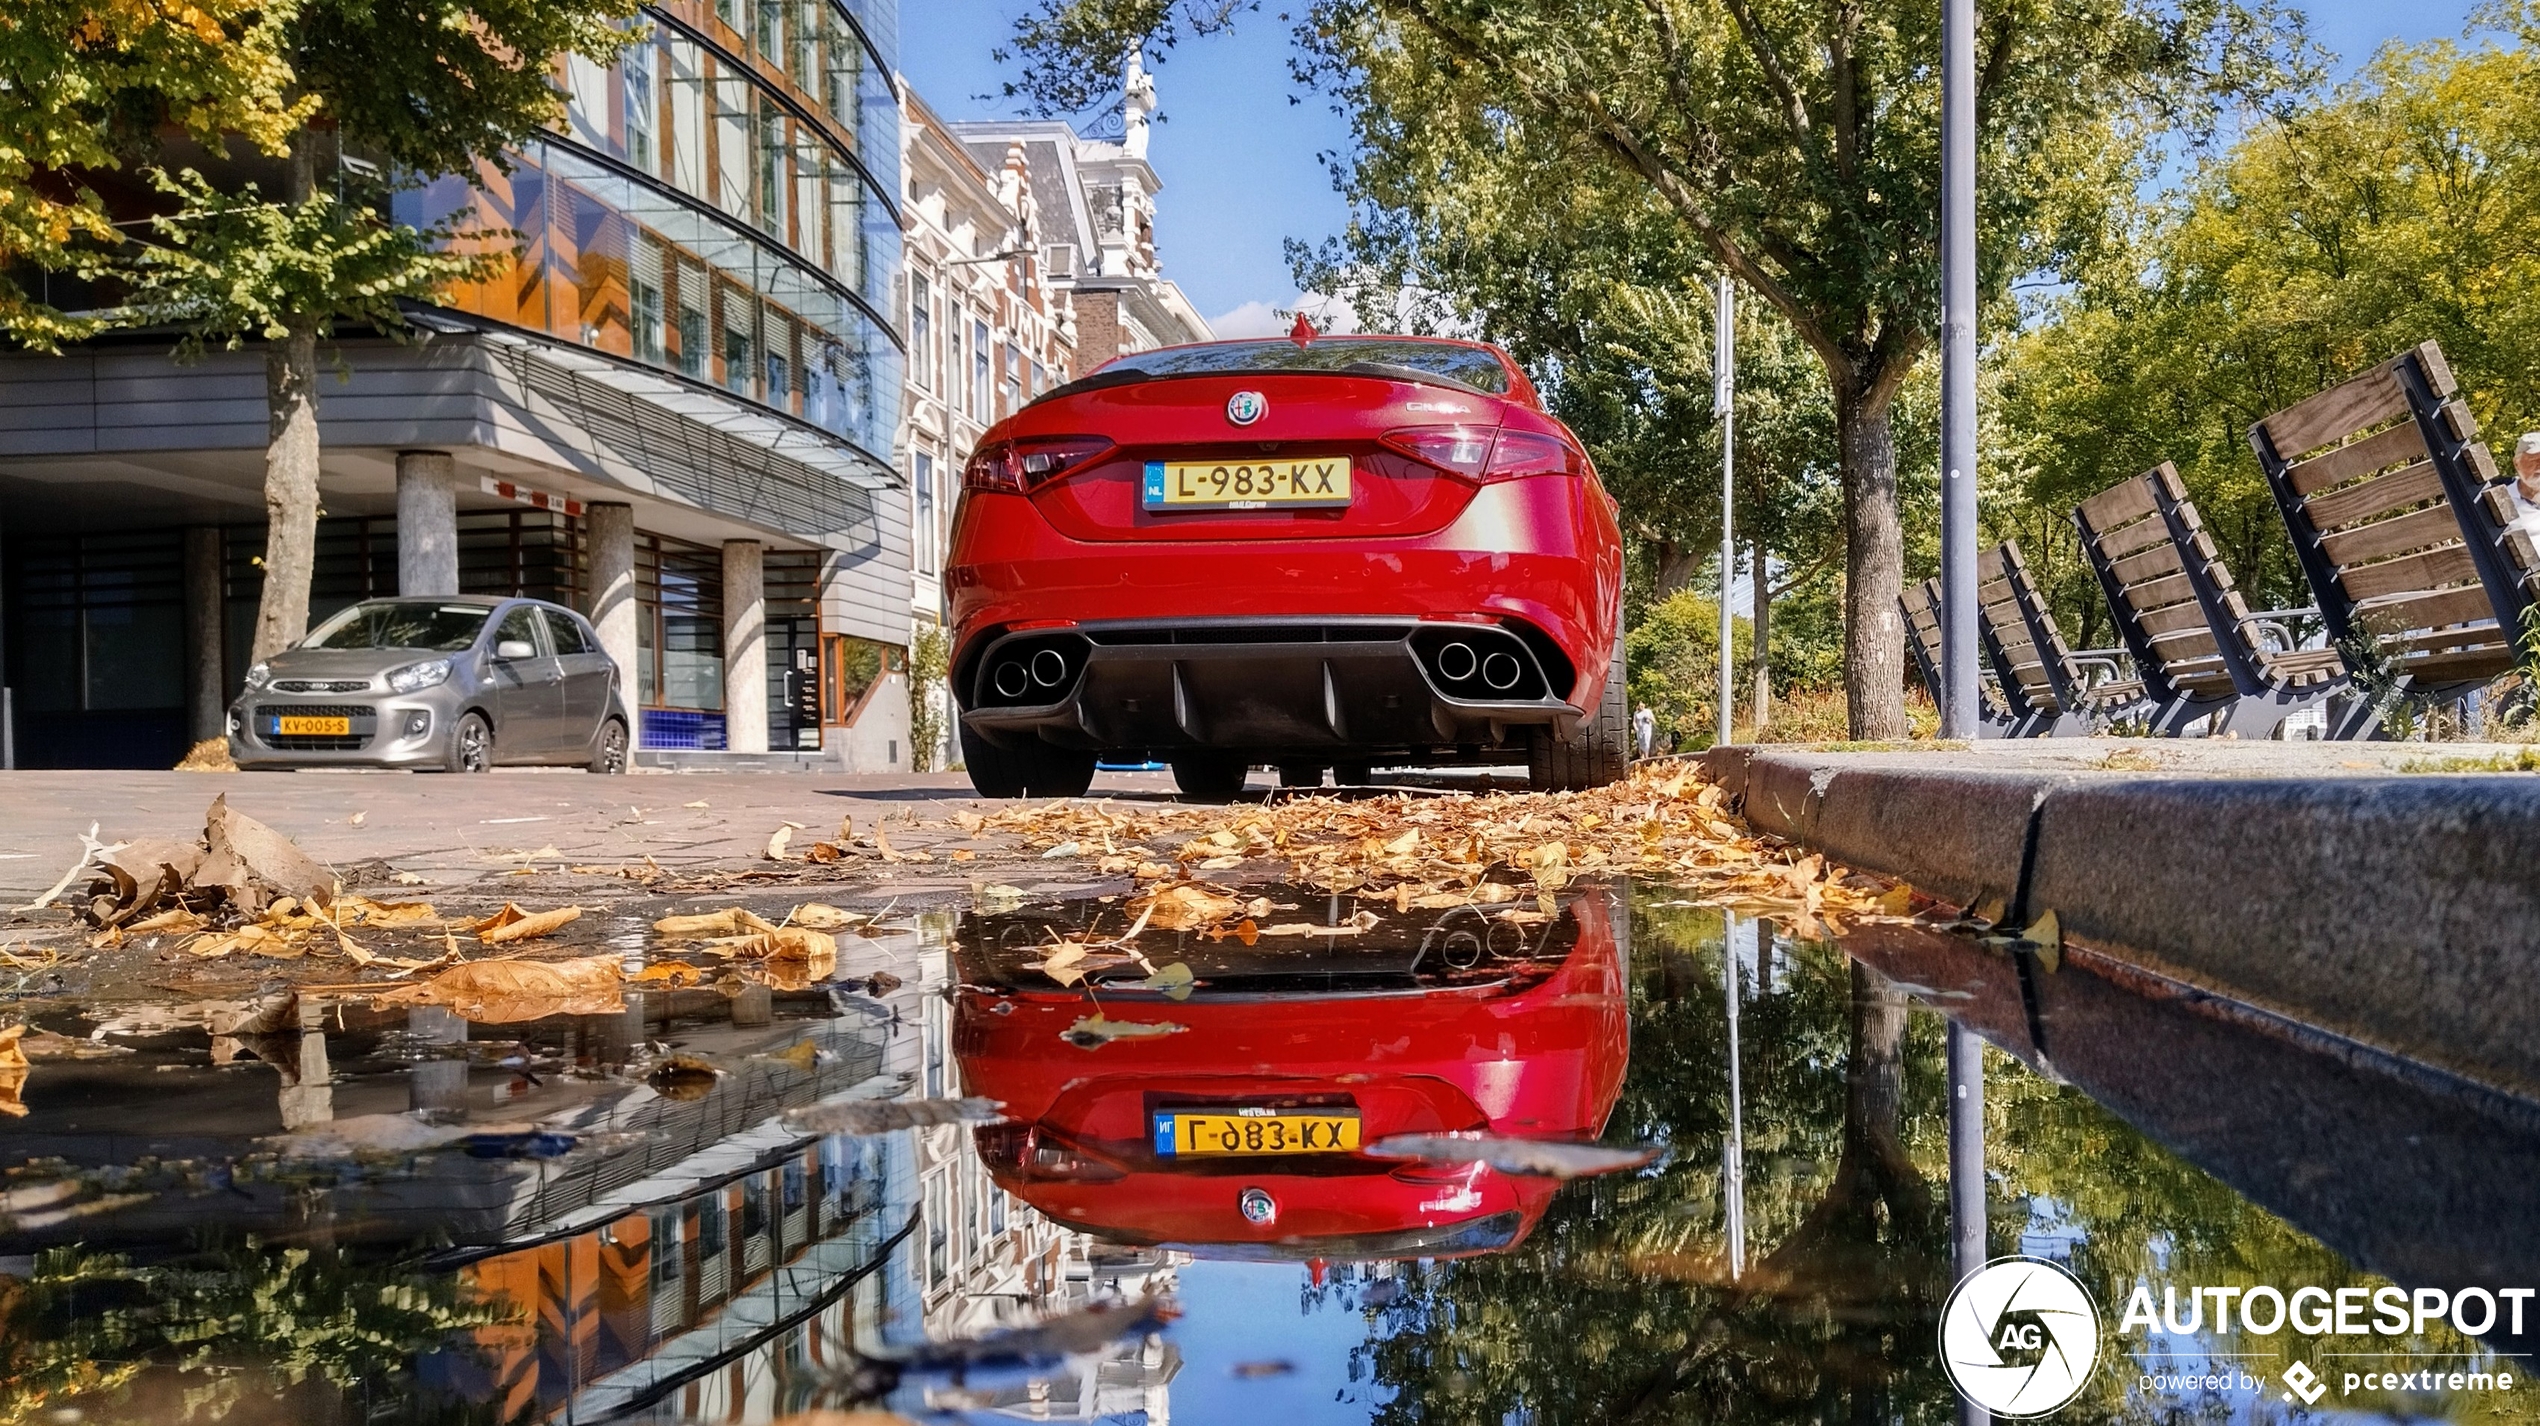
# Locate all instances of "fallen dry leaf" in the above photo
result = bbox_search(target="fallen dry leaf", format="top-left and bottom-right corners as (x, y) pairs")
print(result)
(1131, 884), (1240, 931)
(1365, 1132), (1659, 1179)
(373, 955), (623, 1022)
(788, 903), (867, 931)
(779, 1096), (1005, 1135)
(656, 908), (778, 939)
(766, 822), (803, 860)
(480, 906), (582, 944)
(1061, 1014), (1188, 1048)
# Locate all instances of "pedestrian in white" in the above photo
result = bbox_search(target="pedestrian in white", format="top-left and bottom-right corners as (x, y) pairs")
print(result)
(2509, 433), (2540, 541)
(1632, 704), (1657, 760)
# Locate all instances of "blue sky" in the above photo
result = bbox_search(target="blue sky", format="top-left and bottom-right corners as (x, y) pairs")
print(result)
(899, 0), (2488, 339)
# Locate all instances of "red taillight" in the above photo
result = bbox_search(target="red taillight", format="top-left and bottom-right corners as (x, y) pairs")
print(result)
(963, 435), (1116, 494)
(1380, 425), (1583, 483)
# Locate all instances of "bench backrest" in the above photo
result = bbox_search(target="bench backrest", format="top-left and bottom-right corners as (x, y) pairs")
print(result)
(1978, 541), (2095, 714)
(1900, 577), (1946, 700)
(2249, 340), (2535, 690)
(2073, 465), (2280, 700)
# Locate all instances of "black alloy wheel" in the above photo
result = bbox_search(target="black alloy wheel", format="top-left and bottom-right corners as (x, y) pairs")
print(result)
(450, 713), (494, 774)
(588, 719), (629, 774)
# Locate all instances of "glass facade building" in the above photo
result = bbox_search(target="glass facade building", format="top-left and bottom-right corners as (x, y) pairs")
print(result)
(395, 0), (903, 471)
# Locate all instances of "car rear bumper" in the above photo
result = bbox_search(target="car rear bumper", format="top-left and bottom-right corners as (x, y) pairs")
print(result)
(959, 618), (1582, 757)
(945, 477), (1621, 710)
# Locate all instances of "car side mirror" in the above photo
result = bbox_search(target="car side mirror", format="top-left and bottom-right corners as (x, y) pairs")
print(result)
(495, 639), (536, 660)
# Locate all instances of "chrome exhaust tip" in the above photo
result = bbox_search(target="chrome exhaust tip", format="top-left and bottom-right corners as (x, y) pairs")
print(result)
(1482, 651), (1522, 691)
(1436, 640), (1478, 682)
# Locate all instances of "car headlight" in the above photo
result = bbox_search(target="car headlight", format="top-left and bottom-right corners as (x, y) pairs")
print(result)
(242, 662), (273, 691)
(386, 658), (453, 693)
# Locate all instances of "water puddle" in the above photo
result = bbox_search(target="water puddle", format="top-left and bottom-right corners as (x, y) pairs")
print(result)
(5, 879), (2537, 1422)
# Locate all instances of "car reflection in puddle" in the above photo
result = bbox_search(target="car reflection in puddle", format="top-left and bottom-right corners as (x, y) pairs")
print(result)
(953, 881), (1632, 1264)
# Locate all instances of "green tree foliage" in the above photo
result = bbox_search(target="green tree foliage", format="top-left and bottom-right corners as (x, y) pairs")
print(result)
(0, 0), (307, 348)
(1993, 12), (2540, 650)
(0, 1242), (515, 1424)
(998, 0), (2304, 737)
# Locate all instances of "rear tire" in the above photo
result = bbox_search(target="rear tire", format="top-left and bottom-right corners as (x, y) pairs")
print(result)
(1530, 635), (1628, 792)
(1170, 753), (1251, 802)
(1276, 763), (1324, 789)
(961, 724), (1098, 799)
(586, 718), (629, 774)
(1334, 761), (1373, 787)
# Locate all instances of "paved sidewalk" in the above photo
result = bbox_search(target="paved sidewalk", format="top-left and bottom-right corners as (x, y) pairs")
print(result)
(0, 768), (1176, 901)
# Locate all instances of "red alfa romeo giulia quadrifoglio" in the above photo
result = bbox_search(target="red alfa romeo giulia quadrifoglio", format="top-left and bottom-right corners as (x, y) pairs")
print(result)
(943, 332), (1628, 800)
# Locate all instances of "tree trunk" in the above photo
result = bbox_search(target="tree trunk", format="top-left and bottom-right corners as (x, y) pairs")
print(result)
(1749, 535), (1771, 730)
(250, 135), (323, 666)
(1838, 392), (1906, 738)
(251, 324), (322, 663)
(1650, 538), (1701, 596)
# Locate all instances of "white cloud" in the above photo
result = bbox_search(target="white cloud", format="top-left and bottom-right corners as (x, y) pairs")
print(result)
(1205, 293), (1364, 340)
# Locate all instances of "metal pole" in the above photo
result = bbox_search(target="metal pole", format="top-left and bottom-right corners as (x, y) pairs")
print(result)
(1715, 274), (1736, 747)
(1947, 1019), (1989, 1426)
(1939, 0), (1980, 737)
(1723, 912), (1748, 1280)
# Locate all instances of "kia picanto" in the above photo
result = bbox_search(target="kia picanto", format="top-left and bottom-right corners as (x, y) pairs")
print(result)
(944, 333), (1629, 799)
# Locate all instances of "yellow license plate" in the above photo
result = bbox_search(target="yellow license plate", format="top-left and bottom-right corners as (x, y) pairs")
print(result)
(275, 716), (351, 736)
(1142, 457), (1351, 511)
(1156, 1110), (1360, 1157)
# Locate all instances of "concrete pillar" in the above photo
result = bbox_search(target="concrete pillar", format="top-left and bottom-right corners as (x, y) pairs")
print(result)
(394, 450), (458, 596)
(722, 538), (768, 753)
(182, 526), (225, 741)
(588, 502), (639, 739)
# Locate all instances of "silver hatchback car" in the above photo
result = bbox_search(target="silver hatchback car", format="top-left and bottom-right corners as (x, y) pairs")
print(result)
(228, 596), (631, 773)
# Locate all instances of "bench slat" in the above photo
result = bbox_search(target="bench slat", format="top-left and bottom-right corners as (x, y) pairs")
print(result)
(2336, 544), (2479, 602)
(2286, 421), (2426, 496)
(2305, 459), (2444, 532)
(2320, 503), (2461, 567)
(2263, 362), (2407, 458)
(2399, 645), (2515, 682)
(2136, 602), (2209, 637)
(2109, 544), (2186, 586)
(2355, 584), (2501, 636)
(2096, 517), (2173, 559)
(2078, 476), (2158, 531)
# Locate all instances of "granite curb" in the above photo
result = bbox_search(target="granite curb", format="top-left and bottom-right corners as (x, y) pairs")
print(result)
(1699, 745), (2540, 1105)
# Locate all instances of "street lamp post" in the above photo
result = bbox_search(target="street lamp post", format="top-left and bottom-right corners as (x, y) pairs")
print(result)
(1939, 0), (1979, 737)
(1715, 274), (1736, 748)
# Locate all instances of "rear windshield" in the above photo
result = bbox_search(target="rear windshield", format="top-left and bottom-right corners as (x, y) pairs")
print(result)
(1085, 338), (1513, 395)
(304, 601), (491, 652)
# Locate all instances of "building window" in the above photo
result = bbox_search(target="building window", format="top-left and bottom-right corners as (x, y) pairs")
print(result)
(946, 312), (963, 411)
(908, 275), (930, 391)
(566, 51), (612, 155)
(822, 8), (861, 134)
(971, 318), (991, 424)
(795, 149), (826, 269)
(754, 0), (781, 63)
(754, 104), (786, 238)
(672, 253), (707, 378)
(791, 0), (818, 84)
(624, 39), (656, 175)
(819, 633), (892, 725)
(635, 533), (723, 712)
(713, 70), (751, 223)
(668, 38), (706, 200)
(826, 166), (863, 289)
(1002, 342), (1021, 418)
(631, 233), (666, 364)
(913, 450), (934, 572)
(719, 283), (756, 397)
(764, 308), (794, 410)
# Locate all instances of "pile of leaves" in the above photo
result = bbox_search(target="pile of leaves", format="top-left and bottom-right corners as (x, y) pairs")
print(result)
(958, 763), (1908, 940)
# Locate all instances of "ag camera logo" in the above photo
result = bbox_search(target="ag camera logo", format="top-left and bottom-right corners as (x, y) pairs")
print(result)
(1940, 1256), (2102, 1417)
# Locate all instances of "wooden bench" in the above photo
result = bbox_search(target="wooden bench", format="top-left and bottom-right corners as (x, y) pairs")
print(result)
(1900, 576), (2018, 736)
(1976, 540), (2144, 735)
(2248, 340), (2538, 704)
(2073, 465), (2359, 737)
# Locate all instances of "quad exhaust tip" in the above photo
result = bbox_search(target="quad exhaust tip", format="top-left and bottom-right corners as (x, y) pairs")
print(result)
(1482, 651), (1522, 691)
(1437, 641), (1478, 682)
